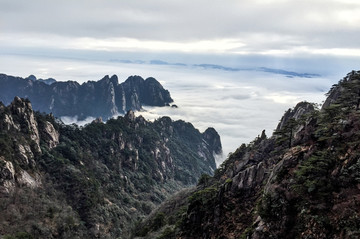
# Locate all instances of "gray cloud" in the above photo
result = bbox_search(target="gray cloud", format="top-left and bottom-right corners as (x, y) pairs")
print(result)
(0, 0), (359, 56)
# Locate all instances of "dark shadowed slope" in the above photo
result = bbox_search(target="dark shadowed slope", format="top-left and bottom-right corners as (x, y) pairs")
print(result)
(0, 74), (173, 120)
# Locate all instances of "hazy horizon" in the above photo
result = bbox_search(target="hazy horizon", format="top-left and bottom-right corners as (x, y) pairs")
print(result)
(0, 54), (343, 164)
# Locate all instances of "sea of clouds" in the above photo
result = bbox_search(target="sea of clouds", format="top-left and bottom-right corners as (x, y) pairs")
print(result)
(0, 55), (339, 165)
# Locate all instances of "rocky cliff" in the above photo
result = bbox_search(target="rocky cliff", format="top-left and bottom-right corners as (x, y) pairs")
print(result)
(0, 97), (221, 239)
(0, 74), (173, 120)
(135, 71), (360, 239)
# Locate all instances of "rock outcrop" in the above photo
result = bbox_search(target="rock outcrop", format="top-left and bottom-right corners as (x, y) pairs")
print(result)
(202, 127), (222, 155)
(0, 157), (16, 194)
(0, 97), (221, 239)
(322, 70), (360, 109)
(0, 73), (173, 120)
(276, 101), (315, 131)
(135, 71), (360, 239)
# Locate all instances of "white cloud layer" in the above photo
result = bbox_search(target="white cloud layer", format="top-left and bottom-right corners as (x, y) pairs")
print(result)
(0, 55), (339, 165)
(60, 116), (96, 126)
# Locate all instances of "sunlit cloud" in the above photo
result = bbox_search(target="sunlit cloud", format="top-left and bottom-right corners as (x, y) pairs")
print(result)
(265, 93), (301, 104)
(68, 37), (246, 53)
(2, 33), (360, 57)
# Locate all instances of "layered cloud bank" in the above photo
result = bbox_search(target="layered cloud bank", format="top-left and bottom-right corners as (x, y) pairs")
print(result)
(0, 55), (340, 165)
(1, 0), (360, 58)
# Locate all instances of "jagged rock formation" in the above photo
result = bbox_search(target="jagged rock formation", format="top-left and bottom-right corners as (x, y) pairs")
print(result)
(276, 101), (315, 131)
(0, 97), (221, 239)
(322, 70), (360, 110)
(202, 127), (222, 155)
(27, 74), (56, 85)
(0, 73), (173, 120)
(135, 71), (360, 239)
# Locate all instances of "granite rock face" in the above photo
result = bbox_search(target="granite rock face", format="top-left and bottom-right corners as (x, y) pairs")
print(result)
(202, 127), (223, 155)
(0, 97), (221, 239)
(276, 101), (315, 132)
(135, 71), (360, 239)
(0, 73), (173, 120)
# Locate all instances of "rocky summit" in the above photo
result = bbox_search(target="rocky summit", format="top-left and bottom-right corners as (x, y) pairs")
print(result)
(135, 70), (360, 239)
(0, 74), (173, 120)
(0, 97), (221, 238)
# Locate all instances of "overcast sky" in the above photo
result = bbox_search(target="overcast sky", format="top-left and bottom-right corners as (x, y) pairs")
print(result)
(0, 55), (334, 164)
(1, 0), (360, 58)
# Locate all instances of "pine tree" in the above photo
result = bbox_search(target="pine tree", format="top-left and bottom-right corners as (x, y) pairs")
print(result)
(274, 118), (297, 148)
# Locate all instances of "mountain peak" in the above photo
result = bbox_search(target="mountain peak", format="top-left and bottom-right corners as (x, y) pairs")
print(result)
(26, 75), (37, 81)
(135, 70), (360, 239)
(0, 73), (173, 120)
(125, 110), (136, 121)
(276, 101), (315, 131)
(110, 74), (118, 85)
(11, 96), (33, 113)
(0, 97), (221, 238)
(322, 70), (360, 109)
(203, 127), (222, 155)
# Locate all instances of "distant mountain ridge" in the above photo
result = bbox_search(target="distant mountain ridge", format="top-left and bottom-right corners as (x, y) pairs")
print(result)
(0, 73), (173, 120)
(110, 59), (321, 78)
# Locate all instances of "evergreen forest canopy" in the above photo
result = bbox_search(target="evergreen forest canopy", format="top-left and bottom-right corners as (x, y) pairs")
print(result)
(0, 70), (360, 239)
(0, 96), (220, 238)
(134, 70), (360, 239)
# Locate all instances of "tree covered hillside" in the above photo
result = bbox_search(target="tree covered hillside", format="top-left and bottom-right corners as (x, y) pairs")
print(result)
(0, 97), (221, 239)
(135, 70), (360, 239)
